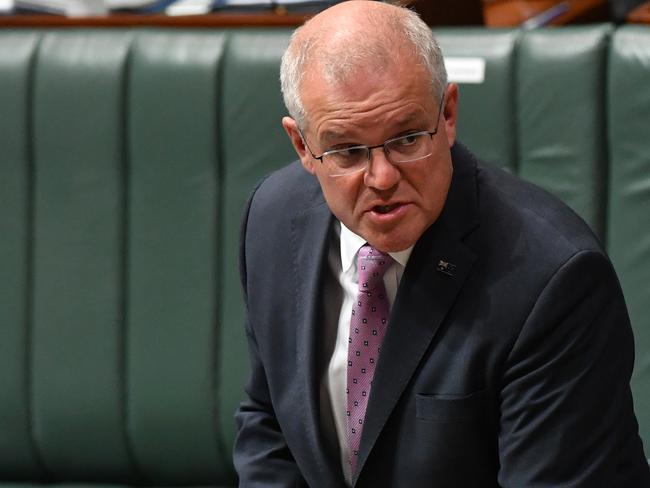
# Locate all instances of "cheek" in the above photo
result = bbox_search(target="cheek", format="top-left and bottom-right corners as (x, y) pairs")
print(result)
(416, 161), (452, 216)
(316, 175), (360, 221)
(316, 172), (354, 214)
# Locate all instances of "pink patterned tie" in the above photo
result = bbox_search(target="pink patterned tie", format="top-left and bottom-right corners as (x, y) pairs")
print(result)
(347, 245), (393, 476)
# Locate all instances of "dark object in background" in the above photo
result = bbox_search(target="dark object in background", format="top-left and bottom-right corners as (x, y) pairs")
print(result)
(214, 0), (339, 14)
(610, 0), (646, 21)
(397, 0), (484, 25)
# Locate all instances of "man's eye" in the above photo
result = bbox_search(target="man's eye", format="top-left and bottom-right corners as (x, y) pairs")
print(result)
(396, 134), (420, 146)
(338, 146), (366, 158)
(326, 146), (367, 169)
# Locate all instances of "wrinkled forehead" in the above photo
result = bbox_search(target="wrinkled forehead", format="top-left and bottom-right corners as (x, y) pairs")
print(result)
(299, 61), (439, 143)
(299, 53), (436, 123)
(304, 55), (390, 96)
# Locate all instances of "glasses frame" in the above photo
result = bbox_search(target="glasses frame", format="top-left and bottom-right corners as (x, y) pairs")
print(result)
(300, 89), (446, 177)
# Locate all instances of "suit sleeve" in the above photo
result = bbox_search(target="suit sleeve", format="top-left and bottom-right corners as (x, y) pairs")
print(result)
(497, 250), (650, 487)
(233, 183), (308, 488)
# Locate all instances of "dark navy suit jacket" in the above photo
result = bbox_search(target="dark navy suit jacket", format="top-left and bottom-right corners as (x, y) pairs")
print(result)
(234, 143), (650, 487)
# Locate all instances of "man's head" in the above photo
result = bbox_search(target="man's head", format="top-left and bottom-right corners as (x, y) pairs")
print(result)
(281, 0), (458, 252)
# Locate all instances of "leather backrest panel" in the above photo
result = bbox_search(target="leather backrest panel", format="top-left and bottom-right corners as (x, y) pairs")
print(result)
(218, 29), (295, 451)
(517, 25), (612, 240)
(0, 31), (44, 479)
(607, 25), (650, 449)
(126, 31), (232, 484)
(436, 28), (519, 172)
(30, 30), (135, 480)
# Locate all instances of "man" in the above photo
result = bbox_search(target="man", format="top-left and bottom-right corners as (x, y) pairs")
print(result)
(233, 1), (650, 486)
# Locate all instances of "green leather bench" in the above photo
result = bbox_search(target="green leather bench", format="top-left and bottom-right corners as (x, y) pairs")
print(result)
(1, 24), (649, 485)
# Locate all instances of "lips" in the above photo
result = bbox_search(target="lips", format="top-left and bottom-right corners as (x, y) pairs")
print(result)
(366, 202), (410, 219)
(373, 203), (400, 214)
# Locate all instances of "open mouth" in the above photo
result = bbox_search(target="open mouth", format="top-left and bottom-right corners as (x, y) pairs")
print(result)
(373, 203), (400, 214)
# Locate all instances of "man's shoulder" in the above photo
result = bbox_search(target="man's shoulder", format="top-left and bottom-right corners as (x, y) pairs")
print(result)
(248, 160), (324, 216)
(447, 143), (607, 292)
(472, 154), (603, 257)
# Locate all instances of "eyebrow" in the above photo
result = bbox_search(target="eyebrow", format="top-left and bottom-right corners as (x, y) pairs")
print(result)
(319, 129), (349, 145)
(392, 112), (423, 127)
(318, 112), (427, 146)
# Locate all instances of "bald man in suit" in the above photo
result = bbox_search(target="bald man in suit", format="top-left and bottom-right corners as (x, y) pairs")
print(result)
(233, 2), (650, 486)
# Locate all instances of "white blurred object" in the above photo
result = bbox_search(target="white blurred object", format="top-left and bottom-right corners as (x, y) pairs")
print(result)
(166, 0), (212, 15)
(65, 0), (107, 15)
(444, 57), (486, 84)
(14, 0), (107, 15)
(105, 0), (155, 6)
(0, 0), (14, 13)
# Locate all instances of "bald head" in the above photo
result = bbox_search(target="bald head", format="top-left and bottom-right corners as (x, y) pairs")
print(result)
(280, 1), (447, 128)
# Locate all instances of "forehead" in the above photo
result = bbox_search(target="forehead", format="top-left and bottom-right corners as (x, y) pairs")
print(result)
(301, 60), (436, 143)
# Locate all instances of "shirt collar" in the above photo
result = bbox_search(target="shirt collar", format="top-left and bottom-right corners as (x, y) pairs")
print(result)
(339, 221), (413, 274)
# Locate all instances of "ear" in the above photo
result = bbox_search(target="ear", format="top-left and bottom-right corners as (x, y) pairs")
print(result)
(442, 83), (459, 147)
(282, 116), (316, 174)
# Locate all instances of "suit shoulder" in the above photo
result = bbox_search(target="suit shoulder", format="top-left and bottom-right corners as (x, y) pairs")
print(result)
(243, 160), (327, 250)
(475, 160), (603, 257)
(248, 160), (324, 218)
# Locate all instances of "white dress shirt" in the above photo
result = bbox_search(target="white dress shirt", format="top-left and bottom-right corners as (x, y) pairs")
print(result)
(323, 222), (413, 485)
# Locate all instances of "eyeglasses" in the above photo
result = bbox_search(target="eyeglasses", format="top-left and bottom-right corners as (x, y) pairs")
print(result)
(301, 91), (445, 177)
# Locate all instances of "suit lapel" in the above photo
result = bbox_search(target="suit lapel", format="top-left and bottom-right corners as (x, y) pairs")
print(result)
(290, 199), (344, 486)
(353, 144), (481, 483)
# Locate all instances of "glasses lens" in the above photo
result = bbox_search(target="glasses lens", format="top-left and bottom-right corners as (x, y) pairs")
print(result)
(386, 132), (432, 163)
(323, 146), (368, 175)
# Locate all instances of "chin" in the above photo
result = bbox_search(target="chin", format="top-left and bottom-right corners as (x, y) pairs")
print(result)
(367, 234), (417, 254)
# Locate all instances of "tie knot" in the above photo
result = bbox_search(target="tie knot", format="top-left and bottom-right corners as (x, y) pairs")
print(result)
(357, 245), (392, 291)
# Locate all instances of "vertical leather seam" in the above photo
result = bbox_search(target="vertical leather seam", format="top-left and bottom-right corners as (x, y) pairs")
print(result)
(26, 30), (50, 481)
(119, 29), (147, 484)
(212, 30), (234, 484)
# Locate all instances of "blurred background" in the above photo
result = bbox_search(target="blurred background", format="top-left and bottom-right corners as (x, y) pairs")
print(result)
(0, 0), (648, 26)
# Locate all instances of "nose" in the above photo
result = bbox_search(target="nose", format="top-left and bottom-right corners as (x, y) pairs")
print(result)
(364, 146), (401, 190)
